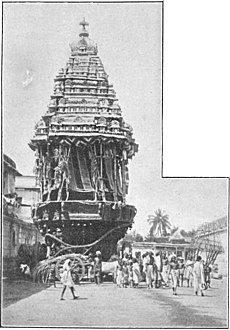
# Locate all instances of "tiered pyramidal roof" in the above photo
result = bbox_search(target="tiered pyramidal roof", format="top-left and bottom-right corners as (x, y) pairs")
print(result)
(31, 18), (137, 155)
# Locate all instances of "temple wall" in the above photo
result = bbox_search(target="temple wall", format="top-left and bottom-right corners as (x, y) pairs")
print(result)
(3, 214), (44, 278)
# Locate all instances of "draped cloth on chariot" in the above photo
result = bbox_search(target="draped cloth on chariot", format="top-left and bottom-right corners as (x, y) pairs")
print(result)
(68, 147), (94, 192)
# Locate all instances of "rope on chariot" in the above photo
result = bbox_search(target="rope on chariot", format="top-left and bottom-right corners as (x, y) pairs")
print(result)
(33, 223), (129, 283)
(52, 223), (130, 258)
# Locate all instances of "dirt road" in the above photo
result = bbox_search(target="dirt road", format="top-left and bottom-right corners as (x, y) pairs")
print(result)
(2, 278), (228, 328)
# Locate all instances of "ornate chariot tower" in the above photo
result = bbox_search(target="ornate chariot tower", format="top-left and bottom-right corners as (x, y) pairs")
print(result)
(29, 19), (138, 260)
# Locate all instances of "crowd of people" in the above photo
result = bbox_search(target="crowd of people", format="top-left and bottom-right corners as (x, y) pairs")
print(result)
(112, 251), (212, 297)
(50, 249), (212, 300)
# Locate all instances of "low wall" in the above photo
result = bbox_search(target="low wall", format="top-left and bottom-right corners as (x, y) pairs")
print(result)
(3, 214), (44, 277)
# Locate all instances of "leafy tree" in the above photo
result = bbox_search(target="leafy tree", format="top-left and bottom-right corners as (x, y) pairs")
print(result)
(147, 209), (171, 237)
(180, 229), (196, 238)
(144, 233), (155, 242)
(170, 226), (179, 235)
(135, 233), (144, 242)
(123, 230), (144, 242)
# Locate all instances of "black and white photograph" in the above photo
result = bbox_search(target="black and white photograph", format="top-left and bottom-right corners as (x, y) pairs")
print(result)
(1, 1), (229, 328)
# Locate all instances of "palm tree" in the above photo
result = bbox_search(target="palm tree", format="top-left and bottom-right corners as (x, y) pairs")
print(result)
(148, 209), (171, 237)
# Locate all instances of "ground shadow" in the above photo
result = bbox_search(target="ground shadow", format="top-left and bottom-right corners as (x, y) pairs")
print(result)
(3, 279), (48, 308)
(152, 290), (227, 328)
(178, 293), (214, 297)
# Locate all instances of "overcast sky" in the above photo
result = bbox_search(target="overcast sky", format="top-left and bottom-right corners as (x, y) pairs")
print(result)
(3, 2), (228, 236)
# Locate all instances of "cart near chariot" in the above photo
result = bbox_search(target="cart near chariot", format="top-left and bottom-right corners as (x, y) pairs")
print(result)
(30, 19), (138, 283)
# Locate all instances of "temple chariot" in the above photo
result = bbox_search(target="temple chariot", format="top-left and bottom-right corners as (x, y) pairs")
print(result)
(29, 19), (138, 281)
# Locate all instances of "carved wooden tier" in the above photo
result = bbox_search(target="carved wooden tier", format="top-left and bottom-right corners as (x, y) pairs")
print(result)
(29, 20), (138, 259)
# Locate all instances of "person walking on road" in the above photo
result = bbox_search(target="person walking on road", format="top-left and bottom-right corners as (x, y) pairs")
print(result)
(94, 250), (102, 285)
(184, 257), (194, 287)
(60, 259), (78, 300)
(169, 256), (179, 295)
(193, 256), (205, 296)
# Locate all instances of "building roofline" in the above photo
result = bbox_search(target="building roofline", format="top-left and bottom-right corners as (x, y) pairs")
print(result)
(3, 154), (22, 176)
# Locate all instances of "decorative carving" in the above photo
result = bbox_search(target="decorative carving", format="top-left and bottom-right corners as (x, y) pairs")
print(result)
(98, 117), (107, 126)
(123, 122), (133, 132)
(49, 99), (56, 107)
(74, 116), (83, 123)
(99, 99), (109, 106)
(58, 98), (66, 105)
(110, 120), (120, 128)
(57, 117), (65, 124)
(67, 98), (96, 105)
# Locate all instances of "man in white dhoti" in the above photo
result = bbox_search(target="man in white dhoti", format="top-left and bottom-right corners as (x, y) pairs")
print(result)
(169, 256), (179, 295)
(60, 259), (78, 300)
(193, 256), (205, 296)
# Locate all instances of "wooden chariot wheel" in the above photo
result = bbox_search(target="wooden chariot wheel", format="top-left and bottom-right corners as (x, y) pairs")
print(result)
(55, 254), (86, 283)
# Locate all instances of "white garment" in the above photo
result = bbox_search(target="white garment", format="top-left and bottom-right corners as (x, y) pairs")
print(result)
(146, 265), (154, 286)
(88, 262), (94, 279)
(61, 259), (74, 287)
(155, 255), (161, 270)
(193, 261), (204, 294)
(193, 261), (204, 280)
(186, 260), (193, 267)
(184, 265), (193, 282)
(116, 269), (123, 286)
(171, 269), (179, 288)
(132, 262), (140, 285)
(162, 264), (169, 284)
(143, 256), (148, 273)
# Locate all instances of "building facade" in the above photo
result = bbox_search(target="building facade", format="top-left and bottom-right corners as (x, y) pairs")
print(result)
(15, 176), (40, 222)
(3, 155), (44, 277)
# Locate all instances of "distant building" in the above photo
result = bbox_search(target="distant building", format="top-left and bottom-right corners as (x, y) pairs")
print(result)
(132, 231), (193, 259)
(15, 176), (40, 222)
(3, 154), (22, 195)
(3, 154), (43, 277)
